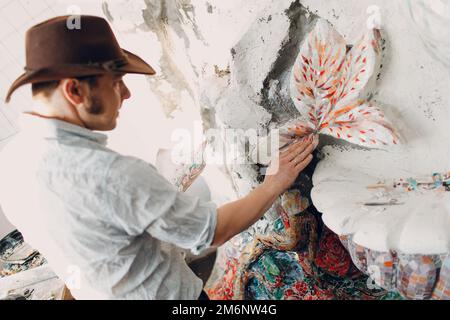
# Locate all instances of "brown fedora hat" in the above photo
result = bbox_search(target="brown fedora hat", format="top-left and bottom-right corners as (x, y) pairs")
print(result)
(5, 15), (156, 103)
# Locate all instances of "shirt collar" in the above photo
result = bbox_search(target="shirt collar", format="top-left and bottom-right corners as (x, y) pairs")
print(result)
(19, 113), (108, 146)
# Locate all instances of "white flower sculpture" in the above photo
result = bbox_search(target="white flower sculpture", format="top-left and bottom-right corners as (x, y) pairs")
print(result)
(284, 19), (399, 147)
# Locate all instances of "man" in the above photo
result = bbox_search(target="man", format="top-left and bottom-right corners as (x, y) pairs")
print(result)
(0, 15), (314, 299)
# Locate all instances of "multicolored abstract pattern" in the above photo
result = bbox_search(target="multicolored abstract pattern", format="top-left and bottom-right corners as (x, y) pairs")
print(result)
(283, 19), (399, 148)
(207, 219), (403, 300)
(219, 190), (318, 299)
(392, 172), (450, 192)
(206, 204), (450, 300)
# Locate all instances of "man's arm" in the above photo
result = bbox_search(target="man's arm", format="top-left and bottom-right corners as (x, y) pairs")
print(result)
(212, 137), (315, 246)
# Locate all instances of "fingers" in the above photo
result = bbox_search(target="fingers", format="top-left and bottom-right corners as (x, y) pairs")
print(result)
(294, 154), (313, 172)
(281, 136), (311, 159)
(290, 142), (315, 165)
(285, 138), (313, 163)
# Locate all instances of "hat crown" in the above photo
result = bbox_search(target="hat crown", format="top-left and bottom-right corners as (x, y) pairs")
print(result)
(25, 15), (125, 70)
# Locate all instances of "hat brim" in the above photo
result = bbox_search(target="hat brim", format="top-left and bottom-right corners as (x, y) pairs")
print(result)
(5, 48), (156, 103)
(118, 49), (156, 75)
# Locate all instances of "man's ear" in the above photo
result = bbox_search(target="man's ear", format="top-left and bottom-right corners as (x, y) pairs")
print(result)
(60, 79), (88, 106)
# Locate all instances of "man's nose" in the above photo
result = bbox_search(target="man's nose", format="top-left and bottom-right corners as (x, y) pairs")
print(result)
(121, 82), (131, 100)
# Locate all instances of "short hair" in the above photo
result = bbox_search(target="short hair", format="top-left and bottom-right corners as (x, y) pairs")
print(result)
(31, 75), (99, 98)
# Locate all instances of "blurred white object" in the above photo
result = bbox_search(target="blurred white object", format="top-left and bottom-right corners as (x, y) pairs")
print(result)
(406, 0), (450, 67)
(0, 207), (15, 240)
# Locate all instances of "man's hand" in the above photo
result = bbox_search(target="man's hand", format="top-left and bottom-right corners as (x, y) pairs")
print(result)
(263, 136), (316, 195)
(212, 135), (317, 247)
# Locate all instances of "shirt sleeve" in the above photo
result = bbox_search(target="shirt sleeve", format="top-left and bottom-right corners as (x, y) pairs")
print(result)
(105, 155), (217, 255)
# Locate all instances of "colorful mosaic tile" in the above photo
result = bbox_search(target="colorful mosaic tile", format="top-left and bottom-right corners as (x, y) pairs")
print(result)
(366, 250), (397, 291)
(396, 254), (440, 300)
(432, 255), (450, 300)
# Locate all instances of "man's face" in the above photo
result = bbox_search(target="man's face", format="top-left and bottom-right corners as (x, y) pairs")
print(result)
(81, 72), (131, 131)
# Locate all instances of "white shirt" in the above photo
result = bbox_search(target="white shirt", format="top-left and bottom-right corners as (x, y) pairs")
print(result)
(0, 114), (217, 300)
